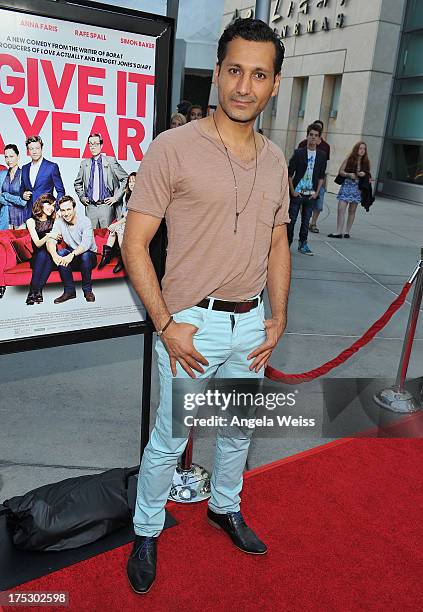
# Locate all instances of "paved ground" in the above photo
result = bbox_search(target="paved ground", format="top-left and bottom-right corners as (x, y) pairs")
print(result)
(1, 193), (422, 501)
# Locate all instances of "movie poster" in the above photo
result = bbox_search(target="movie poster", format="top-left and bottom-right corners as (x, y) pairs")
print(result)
(0, 7), (157, 342)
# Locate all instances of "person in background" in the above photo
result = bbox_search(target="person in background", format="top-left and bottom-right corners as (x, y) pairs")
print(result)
(176, 100), (192, 120)
(20, 136), (65, 221)
(298, 120), (330, 234)
(98, 172), (136, 273)
(25, 194), (61, 305)
(328, 141), (371, 239)
(189, 105), (204, 121)
(170, 113), (187, 129)
(287, 123), (327, 255)
(0, 144), (29, 229)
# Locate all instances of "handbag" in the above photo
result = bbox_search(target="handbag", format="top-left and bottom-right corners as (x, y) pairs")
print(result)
(334, 174), (345, 185)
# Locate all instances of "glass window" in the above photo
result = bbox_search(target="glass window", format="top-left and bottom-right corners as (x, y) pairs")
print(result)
(298, 77), (308, 117)
(395, 77), (423, 94)
(405, 0), (423, 30)
(398, 31), (423, 77)
(330, 75), (342, 118)
(383, 141), (423, 184)
(390, 95), (423, 140)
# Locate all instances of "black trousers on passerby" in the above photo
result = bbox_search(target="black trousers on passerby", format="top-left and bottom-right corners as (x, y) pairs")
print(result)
(287, 195), (314, 246)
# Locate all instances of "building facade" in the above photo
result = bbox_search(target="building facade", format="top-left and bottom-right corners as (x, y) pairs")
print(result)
(221, 0), (422, 204)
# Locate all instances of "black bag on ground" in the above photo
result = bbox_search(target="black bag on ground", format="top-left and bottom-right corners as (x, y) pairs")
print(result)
(3, 467), (138, 552)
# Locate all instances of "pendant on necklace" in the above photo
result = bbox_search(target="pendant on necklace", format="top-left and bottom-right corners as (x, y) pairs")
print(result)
(234, 212), (240, 234)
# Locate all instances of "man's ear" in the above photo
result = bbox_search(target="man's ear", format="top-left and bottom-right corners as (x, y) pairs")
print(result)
(213, 62), (220, 86)
(271, 72), (281, 98)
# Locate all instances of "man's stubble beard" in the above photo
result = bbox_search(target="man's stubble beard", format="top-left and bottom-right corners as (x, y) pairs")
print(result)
(219, 101), (262, 125)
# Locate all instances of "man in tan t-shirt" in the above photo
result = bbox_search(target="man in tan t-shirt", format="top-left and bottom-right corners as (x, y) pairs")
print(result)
(123, 18), (291, 594)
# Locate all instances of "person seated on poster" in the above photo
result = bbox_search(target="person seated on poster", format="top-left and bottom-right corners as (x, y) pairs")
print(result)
(0, 144), (27, 229)
(20, 136), (65, 221)
(74, 133), (128, 230)
(46, 195), (97, 304)
(98, 172), (136, 273)
(25, 194), (61, 305)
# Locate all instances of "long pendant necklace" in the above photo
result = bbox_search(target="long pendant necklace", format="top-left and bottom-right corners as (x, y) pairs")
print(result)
(213, 114), (257, 234)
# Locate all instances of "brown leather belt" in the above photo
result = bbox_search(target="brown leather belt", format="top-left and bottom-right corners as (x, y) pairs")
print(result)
(196, 297), (260, 313)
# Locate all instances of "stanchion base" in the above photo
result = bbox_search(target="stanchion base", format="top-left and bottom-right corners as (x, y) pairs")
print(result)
(168, 463), (211, 503)
(373, 386), (420, 413)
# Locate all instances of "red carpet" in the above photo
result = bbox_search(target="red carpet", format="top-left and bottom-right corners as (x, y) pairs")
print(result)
(4, 438), (423, 612)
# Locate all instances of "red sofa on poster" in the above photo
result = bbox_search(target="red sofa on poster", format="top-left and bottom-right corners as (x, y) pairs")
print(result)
(0, 228), (126, 299)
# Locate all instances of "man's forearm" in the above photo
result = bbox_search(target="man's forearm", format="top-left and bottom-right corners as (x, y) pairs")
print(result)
(267, 228), (291, 329)
(122, 243), (170, 331)
(73, 244), (87, 256)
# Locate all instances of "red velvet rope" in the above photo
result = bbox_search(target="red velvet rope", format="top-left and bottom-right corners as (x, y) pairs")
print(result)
(265, 281), (413, 384)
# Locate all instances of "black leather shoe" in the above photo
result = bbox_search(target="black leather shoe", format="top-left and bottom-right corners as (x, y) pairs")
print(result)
(54, 292), (76, 304)
(34, 290), (43, 304)
(113, 257), (124, 274)
(0, 286), (5, 298)
(98, 244), (113, 270)
(207, 508), (267, 555)
(84, 291), (95, 302)
(26, 291), (36, 305)
(127, 536), (157, 594)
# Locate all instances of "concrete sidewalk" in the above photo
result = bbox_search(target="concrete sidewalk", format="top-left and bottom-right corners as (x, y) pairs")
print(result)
(1, 193), (422, 501)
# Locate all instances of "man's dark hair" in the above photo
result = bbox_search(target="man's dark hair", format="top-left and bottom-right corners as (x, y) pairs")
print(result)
(25, 135), (43, 148)
(58, 195), (76, 208)
(307, 122), (322, 137)
(88, 133), (103, 145)
(217, 18), (285, 76)
(313, 119), (324, 129)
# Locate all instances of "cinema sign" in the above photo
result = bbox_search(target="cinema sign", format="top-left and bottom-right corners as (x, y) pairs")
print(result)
(231, 0), (350, 38)
(271, 0), (349, 37)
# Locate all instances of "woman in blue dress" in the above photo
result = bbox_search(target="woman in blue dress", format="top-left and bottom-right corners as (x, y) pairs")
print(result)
(328, 142), (371, 239)
(0, 144), (27, 229)
(0, 168), (8, 231)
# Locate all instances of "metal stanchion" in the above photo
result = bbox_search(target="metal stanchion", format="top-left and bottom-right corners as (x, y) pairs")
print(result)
(374, 249), (423, 413)
(169, 429), (211, 503)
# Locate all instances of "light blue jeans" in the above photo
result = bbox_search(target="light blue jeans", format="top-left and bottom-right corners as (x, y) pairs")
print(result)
(133, 298), (266, 537)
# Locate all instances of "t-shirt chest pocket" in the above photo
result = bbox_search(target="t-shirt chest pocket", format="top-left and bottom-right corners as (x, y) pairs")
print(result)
(258, 192), (281, 228)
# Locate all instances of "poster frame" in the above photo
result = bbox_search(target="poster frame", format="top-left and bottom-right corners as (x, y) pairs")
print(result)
(0, 0), (172, 355)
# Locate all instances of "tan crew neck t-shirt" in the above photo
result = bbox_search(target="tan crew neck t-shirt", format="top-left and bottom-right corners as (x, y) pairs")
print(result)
(128, 120), (290, 314)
